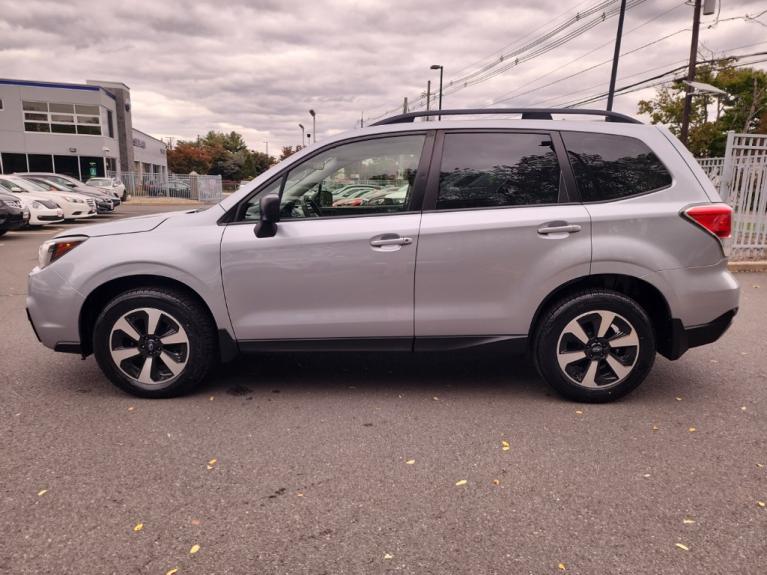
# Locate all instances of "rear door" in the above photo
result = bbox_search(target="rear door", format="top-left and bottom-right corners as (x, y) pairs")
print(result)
(414, 129), (592, 340)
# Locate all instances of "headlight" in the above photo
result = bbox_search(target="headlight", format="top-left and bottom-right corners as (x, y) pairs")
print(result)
(38, 236), (88, 269)
(32, 201), (42, 209)
(66, 196), (85, 204)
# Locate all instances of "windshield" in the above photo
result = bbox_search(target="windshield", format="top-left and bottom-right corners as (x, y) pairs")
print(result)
(3, 176), (49, 193)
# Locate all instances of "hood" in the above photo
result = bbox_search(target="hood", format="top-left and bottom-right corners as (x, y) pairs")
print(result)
(55, 210), (189, 238)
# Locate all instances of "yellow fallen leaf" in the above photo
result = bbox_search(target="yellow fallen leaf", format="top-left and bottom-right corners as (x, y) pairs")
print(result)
(455, 479), (467, 486)
(688, 427), (697, 432)
(675, 397), (683, 401)
(757, 501), (766, 508)
(209, 396), (215, 401)
(191, 518), (201, 526)
(166, 569), (178, 575)
(296, 492), (304, 497)
(432, 396), (439, 401)
(757, 464), (765, 468)
(501, 440), (510, 451)
(741, 406), (747, 411)
(405, 459), (415, 465)
(190, 544), (200, 554)
(575, 410), (583, 415)
(133, 522), (143, 532)
(675, 543), (689, 551)
(208, 458), (217, 466)
(37, 489), (48, 497)
(652, 425), (659, 432)
(492, 479), (500, 486)
(643, 473), (651, 478)
(558, 563), (566, 570)
(127, 406), (135, 411)
(683, 518), (695, 524)
(383, 553), (393, 560)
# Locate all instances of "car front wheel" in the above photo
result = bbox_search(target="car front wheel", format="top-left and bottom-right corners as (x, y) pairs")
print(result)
(533, 290), (656, 402)
(93, 287), (216, 398)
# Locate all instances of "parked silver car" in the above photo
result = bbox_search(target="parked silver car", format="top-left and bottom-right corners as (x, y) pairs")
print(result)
(27, 109), (739, 401)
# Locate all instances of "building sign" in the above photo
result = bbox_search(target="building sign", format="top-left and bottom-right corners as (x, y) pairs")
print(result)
(133, 137), (146, 149)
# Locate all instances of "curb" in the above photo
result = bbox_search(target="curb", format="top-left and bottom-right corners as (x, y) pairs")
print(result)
(728, 261), (767, 272)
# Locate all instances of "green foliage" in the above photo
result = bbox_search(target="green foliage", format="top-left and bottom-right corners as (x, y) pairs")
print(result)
(167, 131), (275, 180)
(637, 61), (767, 157)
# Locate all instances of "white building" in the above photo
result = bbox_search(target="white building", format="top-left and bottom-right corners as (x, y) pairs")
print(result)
(0, 78), (166, 180)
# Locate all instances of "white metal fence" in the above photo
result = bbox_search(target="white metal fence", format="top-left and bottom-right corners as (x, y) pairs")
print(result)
(108, 171), (223, 202)
(698, 132), (767, 260)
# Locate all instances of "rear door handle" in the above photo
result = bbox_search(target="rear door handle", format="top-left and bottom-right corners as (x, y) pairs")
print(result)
(537, 224), (582, 235)
(370, 236), (413, 247)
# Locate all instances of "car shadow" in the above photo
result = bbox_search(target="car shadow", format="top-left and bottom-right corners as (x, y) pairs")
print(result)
(199, 350), (547, 399)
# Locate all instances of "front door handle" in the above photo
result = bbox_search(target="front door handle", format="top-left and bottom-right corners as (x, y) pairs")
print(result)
(370, 236), (413, 247)
(537, 224), (582, 235)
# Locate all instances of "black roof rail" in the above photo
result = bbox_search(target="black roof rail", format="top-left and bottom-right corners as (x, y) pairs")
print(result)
(370, 108), (641, 126)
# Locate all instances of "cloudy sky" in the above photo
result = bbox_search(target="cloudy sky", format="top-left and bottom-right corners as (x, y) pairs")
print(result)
(1, 0), (765, 153)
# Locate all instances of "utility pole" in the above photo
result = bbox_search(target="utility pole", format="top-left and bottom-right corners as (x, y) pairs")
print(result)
(360, 111), (364, 128)
(606, 0), (627, 111)
(264, 140), (269, 158)
(403, 97), (408, 114)
(680, 0), (703, 146)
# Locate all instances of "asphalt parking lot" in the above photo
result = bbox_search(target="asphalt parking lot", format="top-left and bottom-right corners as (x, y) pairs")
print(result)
(1, 204), (765, 574)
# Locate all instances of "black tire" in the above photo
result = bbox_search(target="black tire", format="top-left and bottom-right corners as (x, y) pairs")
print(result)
(93, 287), (216, 398)
(0, 229), (7, 237)
(533, 289), (656, 403)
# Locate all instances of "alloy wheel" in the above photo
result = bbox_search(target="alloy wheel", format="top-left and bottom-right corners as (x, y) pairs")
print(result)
(556, 310), (640, 389)
(109, 307), (189, 386)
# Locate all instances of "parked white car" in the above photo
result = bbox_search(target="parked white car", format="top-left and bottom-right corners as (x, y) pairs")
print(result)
(86, 177), (126, 201)
(2, 176), (96, 221)
(14, 194), (64, 227)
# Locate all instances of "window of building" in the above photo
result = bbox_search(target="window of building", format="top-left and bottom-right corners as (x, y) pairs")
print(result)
(21, 100), (102, 136)
(1, 153), (28, 174)
(54, 156), (80, 179)
(107, 109), (114, 138)
(561, 132), (673, 202)
(80, 156), (104, 179)
(436, 132), (561, 210)
(0, 98), (4, 110)
(27, 154), (54, 172)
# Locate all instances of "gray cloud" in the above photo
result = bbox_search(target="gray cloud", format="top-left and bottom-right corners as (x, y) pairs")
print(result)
(0, 0), (765, 152)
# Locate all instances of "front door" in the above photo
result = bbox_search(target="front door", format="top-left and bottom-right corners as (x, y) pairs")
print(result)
(414, 130), (592, 339)
(221, 133), (431, 345)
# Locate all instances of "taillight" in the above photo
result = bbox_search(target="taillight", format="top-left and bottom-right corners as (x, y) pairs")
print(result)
(683, 204), (732, 239)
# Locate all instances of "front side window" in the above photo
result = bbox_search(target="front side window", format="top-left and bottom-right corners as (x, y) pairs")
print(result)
(277, 134), (425, 220)
(436, 132), (561, 210)
(561, 132), (672, 202)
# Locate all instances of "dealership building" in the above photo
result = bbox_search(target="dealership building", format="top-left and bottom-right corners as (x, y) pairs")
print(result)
(0, 78), (167, 181)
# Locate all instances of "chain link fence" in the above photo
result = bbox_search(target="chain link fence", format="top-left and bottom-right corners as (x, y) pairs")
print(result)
(107, 171), (223, 202)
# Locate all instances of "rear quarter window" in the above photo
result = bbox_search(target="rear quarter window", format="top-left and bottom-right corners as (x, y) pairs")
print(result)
(561, 132), (672, 202)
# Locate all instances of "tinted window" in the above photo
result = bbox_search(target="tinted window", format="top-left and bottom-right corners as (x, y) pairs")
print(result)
(436, 133), (560, 210)
(562, 132), (672, 202)
(277, 134), (425, 220)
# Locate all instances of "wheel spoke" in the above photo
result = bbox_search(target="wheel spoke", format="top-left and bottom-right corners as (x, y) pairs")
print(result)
(597, 311), (616, 338)
(137, 356), (154, 384)
(113, 317), (141, 341)
(145, 308), (163, 336)
(606, 355), (632, 381)
(160, 331), (187, 345)
(557, 350), (587, 371)
(609, 331), (639, 348)
(580, 360), (599, 388)
(563, 318), (589, 345)
(111, 347), (141, 363)
(160, 351), (185, 376)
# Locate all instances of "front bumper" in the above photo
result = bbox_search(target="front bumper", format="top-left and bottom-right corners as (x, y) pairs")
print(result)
(664, 308), (738, 360)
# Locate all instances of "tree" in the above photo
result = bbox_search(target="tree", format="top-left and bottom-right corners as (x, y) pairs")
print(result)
(279, 145), (300, 161)
(167, 142), (213, 174)
(637, 61), (767, 157)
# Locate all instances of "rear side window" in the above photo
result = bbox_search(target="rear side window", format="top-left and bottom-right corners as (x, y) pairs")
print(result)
(436, 132), (560, 210)
(561, 132), (672, 202)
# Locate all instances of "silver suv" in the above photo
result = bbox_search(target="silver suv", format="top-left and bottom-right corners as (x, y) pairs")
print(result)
(27, 109), (740, 402)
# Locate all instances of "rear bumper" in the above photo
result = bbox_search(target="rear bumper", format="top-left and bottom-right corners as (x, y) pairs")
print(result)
(664, 308), (737, 360)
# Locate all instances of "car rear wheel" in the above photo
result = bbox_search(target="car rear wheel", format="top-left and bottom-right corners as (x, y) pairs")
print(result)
(533, 290), (656, 402)
(93, 287), (216, 398)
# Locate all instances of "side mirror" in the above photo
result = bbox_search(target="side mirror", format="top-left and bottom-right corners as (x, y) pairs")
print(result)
(255, 195), (281, 238)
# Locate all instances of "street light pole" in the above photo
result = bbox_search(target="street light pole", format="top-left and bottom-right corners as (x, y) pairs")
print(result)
(606, 0), (627, 111)
(430, 65), (443, 120)
(264, 140), (269, 158)
(309, 109), (316, 143)
(298, 124), (305, 149)
(425, 80), (431, 121)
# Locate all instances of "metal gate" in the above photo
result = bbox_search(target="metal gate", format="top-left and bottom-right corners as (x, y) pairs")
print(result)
(698, 132), (767, 260)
